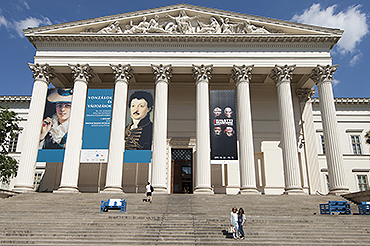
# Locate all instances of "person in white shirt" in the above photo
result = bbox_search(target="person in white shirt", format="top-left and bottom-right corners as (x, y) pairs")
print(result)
(230, 207), (239, 239)
(145, 182), (153, 203)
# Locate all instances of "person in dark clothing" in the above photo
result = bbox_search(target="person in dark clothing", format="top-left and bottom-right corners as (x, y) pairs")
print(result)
(125, 91), (153, 150)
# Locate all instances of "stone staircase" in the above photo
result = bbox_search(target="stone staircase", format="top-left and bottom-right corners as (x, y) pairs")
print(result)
(0, 193), (369, 245)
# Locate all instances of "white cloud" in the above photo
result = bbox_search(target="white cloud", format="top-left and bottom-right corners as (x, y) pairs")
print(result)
(0, 15), (10, 28)
(13, 16), (52, 37)
(349, 53), (362, 66)
(20, 0), (30, 10)
(332, 79), (340, 86)
(292, 4), (368, 54)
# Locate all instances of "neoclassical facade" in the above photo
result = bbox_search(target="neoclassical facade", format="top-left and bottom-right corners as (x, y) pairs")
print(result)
(8, 4), (370, 195)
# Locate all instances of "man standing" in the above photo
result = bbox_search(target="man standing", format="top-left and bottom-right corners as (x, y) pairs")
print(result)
(125, 91), (153, 150)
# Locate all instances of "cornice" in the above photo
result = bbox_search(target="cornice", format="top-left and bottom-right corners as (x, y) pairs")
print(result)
(0, 96), (31, 102)
(23, 4), (343, 36)
(312, 97), (370, 105)
(27, 34), (341, 49)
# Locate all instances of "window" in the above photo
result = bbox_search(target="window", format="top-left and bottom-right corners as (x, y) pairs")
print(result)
(351, 135), (362, 155)
(321, 135), (325, 154)
(358, 175), (369, 191)
(325, 174), (330, 192)
(8, 134), (19, 153)
(33, 172), (44, 191)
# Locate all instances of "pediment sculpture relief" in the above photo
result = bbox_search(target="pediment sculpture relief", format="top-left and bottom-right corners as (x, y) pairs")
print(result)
(94, 10), (271, 35)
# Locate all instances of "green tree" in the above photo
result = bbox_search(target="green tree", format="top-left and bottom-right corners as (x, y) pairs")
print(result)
(0, 106), (21, 184)
(365, 131), (370, 145)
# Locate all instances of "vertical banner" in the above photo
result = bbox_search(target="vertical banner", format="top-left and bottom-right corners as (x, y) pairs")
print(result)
(37, 88), (73, 162)
(210, 90), (238, 162)
(80, 89), (113, 163)
(124, 90), (154, 163)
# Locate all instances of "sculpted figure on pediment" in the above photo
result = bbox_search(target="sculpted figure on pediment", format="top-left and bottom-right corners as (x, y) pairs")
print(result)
(124, 16), (150, 33)
(95, 10), (271, 35)
(219, 17), (239, 34)
(242, 21), (270, 34)
(196, 17), (221, 34)
(166, 10), (200, 34)
(97, 21), (123, 34)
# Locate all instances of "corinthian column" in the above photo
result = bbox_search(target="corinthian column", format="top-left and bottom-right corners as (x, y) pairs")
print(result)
(102, 64), (132, 193)
(13, 64), (55, 192)
(151, 64), (172, 193)
(310, 65), (349, 195)
(193, 64), (213, 194)
(56, 64), (94, 193)
(231, 65), (259, 194)
(296, 89), (322, 194)
(270, 65), (303, 194)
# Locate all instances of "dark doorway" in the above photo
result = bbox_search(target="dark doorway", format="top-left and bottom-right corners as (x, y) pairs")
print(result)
(171, 149), (193, 194)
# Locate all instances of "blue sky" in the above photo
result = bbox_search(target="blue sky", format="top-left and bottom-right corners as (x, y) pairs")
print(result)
(0, 0), (369, 97)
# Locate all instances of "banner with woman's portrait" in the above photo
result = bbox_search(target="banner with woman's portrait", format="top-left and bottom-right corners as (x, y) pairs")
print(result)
(37, 88), (73, 162)
(210, 90), (238, 162)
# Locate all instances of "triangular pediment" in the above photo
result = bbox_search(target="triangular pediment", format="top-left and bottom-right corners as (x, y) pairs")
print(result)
(24, 4), (342, 37)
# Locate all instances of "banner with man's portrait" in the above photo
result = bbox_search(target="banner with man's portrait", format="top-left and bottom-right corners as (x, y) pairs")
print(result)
(210, 90), (238, 162)
(123, 89), (154, 163)
(37, 88), (73, 162)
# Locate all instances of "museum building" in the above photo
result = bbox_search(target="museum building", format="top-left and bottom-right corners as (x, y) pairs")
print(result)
(4, 4), (370, 195)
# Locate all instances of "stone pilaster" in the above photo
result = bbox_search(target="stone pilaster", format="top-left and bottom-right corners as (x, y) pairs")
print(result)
(13, 64), (55, 193)
(151, 64), (172, 194)
(231, 65), (259, 194)
(193, 64), (213, 194)
(296, 89), (322, 194)
(310, 65), (349, 195)
(270, 65), (303, 194)
(56, 64), (94, 193)
(102, 64), (132, 193)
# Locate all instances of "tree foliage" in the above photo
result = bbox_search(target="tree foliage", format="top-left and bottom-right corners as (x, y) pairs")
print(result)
(365, 131), (370, 145)
(0, 106), (21, 184)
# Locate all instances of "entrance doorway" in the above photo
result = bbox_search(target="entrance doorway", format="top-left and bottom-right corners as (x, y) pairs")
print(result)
(171, 149), (193, 194)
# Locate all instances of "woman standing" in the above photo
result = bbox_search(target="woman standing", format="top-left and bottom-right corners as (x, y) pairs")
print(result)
(230, 207), (239, 239)
(238, 207), (246, 239)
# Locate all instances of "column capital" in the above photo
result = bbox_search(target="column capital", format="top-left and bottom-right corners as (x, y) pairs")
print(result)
(296, 89), (316, 103)
(151, 64), (172, 83)
(269, 65), (296, 85)
(309, 64), (338, 85)
(110, 64), (133, 83)
(192, 64), (213, 82)
(231, 65), (254, 84)
(28, 63), (55, 84)
(69, 64), (94, 84)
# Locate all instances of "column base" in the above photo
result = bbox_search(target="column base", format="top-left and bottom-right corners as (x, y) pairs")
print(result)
(240, 188), (260, 195)
(54, 186), (80, 193)
(283, 188), (305, 195)
(12, 185), (35, 193)
(100, 187), (124, 193)
(328, 188), (350, 196)
(153, 187), (168, 194)
(193, 187), (214, 194)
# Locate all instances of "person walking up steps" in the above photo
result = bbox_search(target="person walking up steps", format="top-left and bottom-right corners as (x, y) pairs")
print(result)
(145, 182), (154, 203)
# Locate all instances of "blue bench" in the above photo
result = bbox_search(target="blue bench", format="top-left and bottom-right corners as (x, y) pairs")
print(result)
(358, 202), (370, 215)
(100, 199), (127, 212)
(319, 201), (351, 215)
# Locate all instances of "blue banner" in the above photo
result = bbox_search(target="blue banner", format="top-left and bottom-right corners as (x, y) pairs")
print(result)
(82, 89), (113, 149)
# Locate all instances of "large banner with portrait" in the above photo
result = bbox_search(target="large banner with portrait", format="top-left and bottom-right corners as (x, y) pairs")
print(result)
(210, 90), (238, 162)
(37, 88), (73, 162)
(123, 89), (154, 163)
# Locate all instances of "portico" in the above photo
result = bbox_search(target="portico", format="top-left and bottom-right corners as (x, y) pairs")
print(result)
(13, 4), (349, 195)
